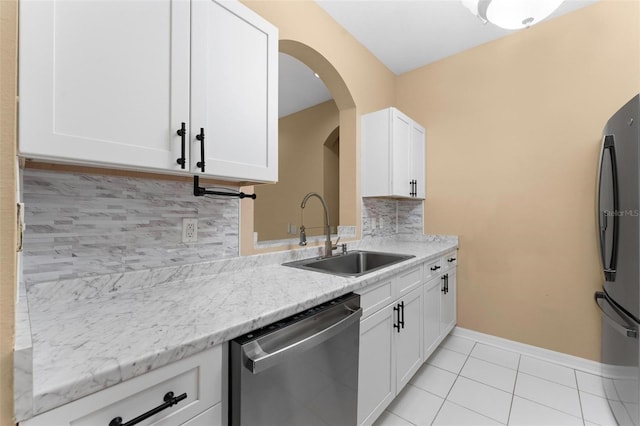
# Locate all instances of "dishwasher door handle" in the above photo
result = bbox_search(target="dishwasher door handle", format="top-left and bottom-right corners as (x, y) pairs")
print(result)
(241, 305), (362, 374)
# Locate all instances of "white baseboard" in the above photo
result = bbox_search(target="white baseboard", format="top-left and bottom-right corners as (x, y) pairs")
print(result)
(452, 326), (603, 376)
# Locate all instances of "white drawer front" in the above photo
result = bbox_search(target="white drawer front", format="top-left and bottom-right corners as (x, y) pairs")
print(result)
(182, 403), (222, 426)
(443, 251), (458, 269)
(23, 345), (222, 426)
(393, 266), (422, 299)
(424, 258), (443, 280)
(357, 279), (393, 319)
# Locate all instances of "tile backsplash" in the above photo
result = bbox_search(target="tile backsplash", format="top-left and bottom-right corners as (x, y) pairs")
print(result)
(21, 168), (425, 285)
(21, 169), (239, 284)
(362, 198), (423, 237)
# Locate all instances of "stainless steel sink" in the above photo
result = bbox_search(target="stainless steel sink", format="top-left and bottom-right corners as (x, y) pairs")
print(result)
(283, 250), (415, 277)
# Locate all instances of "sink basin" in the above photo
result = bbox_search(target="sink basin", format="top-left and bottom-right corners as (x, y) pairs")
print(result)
(283, 250), (415, 277)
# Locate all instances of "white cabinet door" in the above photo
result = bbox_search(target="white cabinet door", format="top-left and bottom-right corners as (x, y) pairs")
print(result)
(423, 276), (441, 359)
(440, 269), (457, 336)
(190, 0), (278, 182)
(395, 286), (423, 392)
(411, 123), (426, 199)
(19, 0), (191, 172)
(361, 107), (425, 199)
(390, 110), (412, 197)
(358, 305), (396, 426)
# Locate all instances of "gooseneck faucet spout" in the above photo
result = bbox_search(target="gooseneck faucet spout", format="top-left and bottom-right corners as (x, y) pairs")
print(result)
(300, 192), (333, 257)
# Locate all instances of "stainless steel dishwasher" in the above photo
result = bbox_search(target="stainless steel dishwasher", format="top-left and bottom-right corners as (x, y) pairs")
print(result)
(229, 293), (362, 426)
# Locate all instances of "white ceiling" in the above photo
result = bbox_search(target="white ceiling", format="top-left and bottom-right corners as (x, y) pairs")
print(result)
(315, 0), (600, 75)
(279, 0), (599, 116)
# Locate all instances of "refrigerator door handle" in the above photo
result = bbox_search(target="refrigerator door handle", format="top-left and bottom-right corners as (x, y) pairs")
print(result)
(597, 135), (620, 281)
(595, 292), (637, 338)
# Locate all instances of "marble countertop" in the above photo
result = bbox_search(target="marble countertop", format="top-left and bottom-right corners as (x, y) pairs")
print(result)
(16, 234), (457, 421)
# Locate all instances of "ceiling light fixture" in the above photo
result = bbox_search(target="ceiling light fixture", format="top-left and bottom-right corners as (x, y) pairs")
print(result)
(461, 0), (565, 30)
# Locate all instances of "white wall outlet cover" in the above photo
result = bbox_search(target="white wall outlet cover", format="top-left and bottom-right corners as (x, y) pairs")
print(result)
(182, 218), (198, 243)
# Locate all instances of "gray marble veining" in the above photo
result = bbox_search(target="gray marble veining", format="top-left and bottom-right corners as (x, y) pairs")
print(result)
(14, 281), (33, 421)
(362, 198), (424, 237)
(22, 169), (240, 284)
(18, 235), (457, 420)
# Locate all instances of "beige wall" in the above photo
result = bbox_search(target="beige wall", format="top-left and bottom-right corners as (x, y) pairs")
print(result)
(255, 100), (339, 241)
(4, 7), (636, 424)
(240, 0), (397, 254)
(0, 0), (17, 422)
(397, 0), (640, 361)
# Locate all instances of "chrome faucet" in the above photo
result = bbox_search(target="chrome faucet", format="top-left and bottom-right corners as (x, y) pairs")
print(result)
(299, 192), (338, 257)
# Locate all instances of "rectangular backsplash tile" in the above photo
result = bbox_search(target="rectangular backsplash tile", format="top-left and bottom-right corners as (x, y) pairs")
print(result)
(362, 198), (424, 237)
(22, 169), (239, 284)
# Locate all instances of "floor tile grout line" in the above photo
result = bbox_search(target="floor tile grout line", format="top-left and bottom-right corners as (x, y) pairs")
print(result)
(440, 340), (511, 425)
(506, 353), (521, 425)
(517, 369), (581, 391)
(388, 408), (419, 426)
(457, 370), (517, 396)
(430, 341), (476, 425)
(513, 394), (586, 423)
(443, 399), (509, 425)
(468, 350), (520, 372)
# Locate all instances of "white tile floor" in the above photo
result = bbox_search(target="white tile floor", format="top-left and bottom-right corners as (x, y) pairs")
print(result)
(373, 335), (620, 426)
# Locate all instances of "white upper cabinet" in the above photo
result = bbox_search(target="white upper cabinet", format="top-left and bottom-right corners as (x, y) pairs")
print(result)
(190, 0), (278, 182)
(361, 108), (426, 199)
(19, 0), (278, 183)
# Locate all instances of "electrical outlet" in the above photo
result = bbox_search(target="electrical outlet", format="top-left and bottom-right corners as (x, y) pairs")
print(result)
(182, 218), (198, 243)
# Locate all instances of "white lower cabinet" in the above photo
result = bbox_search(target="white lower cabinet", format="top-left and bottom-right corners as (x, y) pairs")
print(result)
(357, 270), (423, 426)
(440, 268), (457, 337)
(182, 403), (222, 426)
(358, 304), (396, 426)
(395, 287), (423, 391)
(22, 345), (223, 426)
(423, 276), (442, 358)
(358, 251), (458, 426)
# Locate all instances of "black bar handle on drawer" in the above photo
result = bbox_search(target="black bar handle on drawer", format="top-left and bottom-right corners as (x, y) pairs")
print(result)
(196, 128), (205, 172)
(448, 257), (456, 263)
(430, 265), (441, 271)
(399, 301), (405, 329)
(109, 392), (187, 426)
(393, 304), (401, 332)
(176, 122), (186, 169)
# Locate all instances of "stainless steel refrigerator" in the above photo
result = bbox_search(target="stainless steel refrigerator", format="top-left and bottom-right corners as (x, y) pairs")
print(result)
(596, 93), (640, 426)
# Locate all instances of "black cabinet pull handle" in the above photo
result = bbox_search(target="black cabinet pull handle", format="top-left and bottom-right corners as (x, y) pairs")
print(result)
(176, 122), (186, 169)
(448, 257), (456, 263)
(196, 128), (205, 172)
(109, 392), (187, 426)
(393, 304), (401, 332)
(445, 274), (449, 294)
(441, 275), (446, 293)
(409, 180), (417, 197)
(399, 301), (405, 329)
(430, 265), (441, 271)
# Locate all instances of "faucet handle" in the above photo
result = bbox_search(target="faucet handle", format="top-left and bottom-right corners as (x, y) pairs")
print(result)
(299, 225), (307, 246)
(332, 236), (341, 249)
